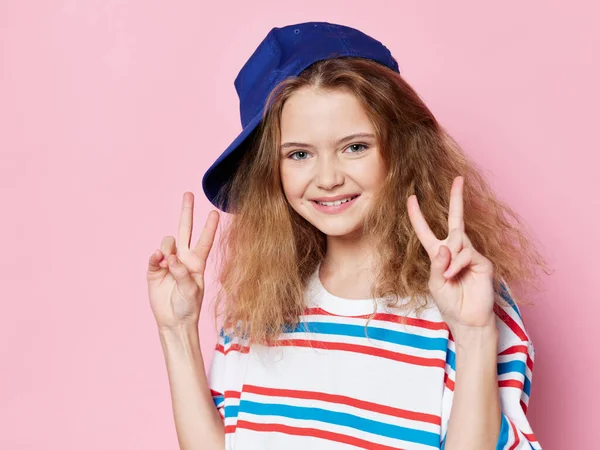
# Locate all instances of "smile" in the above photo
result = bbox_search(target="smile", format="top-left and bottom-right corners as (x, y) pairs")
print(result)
(311, 195), (360, 214)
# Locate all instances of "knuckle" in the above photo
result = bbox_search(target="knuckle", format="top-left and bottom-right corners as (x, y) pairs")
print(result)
(179, 280), (198, 296)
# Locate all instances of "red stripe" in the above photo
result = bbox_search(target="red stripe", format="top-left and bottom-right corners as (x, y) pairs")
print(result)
(506, 417), (540, 448)
(508, 419), (521, 449)
(216, 343), (251, 355)
(224, 390), (241, 399)
(520, 399), (528, 415)
(218, 338), (447, 370)
(242, 384), (441, 426)
(499, 344), (528, 356)
(218, 341), (445, 368)
(274, 338), (447, 368)
(446, 378), (523, 392)
(237, 420), (406, 450)
(493, 304), (528, 341)
(444, 372), (455, 391)
(527, 354), (534, 372)
(523, 431), (538, 442)
(304, 307), (450, 331)
(224, 424), (237, 434)
(499, 379), (524, 390)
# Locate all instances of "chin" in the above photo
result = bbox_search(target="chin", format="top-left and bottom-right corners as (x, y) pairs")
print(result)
(313, 222), (362, 238)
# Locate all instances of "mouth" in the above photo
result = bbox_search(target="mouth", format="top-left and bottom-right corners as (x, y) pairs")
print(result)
(310, 194), (360, 214)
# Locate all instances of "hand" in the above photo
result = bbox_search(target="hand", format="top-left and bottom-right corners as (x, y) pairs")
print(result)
(407, 176), (496, 333)
(146, 192), (220, 331)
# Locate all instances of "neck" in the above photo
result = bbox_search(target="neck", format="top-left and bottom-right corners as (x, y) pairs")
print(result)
(321, 233), (377, 276)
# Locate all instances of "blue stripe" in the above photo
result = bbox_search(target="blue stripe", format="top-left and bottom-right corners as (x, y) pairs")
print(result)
(288, 321), (448, 352)
(496, 414), (510, 449)
(213, 395), (224, 408)
(498, 360), (527, 377)
(446, 349), (456, 371)
(219, 327), (232, 345)
(498, 360), (532, 396)
(224, 405), (239, 419)
(239, 400), (440, 447)
(523, 375), (531, 397)
(219, 326), (249, 344)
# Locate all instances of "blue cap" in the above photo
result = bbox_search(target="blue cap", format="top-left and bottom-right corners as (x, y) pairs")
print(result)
(202, 21), (400, 212)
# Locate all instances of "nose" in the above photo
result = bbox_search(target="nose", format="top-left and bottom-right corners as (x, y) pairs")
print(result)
(315, 153), (344, 190)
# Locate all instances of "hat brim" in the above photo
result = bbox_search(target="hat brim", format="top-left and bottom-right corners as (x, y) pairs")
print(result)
(202, 109), (265, 212)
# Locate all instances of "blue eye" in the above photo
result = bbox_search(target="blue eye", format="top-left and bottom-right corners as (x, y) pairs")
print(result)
(287, 143), (369, 161)
(288, 151), (309, 161)
(346, 143), (368, 153)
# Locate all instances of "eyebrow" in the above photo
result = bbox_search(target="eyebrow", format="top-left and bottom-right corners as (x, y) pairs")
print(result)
(280, 133), (376, 151)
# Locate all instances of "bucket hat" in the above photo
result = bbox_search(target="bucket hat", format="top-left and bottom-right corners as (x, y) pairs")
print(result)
(202, 21), (400, 212)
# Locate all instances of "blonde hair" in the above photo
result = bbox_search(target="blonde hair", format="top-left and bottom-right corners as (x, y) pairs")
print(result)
(209, 57), (551, 346)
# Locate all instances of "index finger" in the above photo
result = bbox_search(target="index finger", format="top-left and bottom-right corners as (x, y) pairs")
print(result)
(407, 194), (439, 256)
(192, 210), (220, 269)
(448, 176), (465, 232)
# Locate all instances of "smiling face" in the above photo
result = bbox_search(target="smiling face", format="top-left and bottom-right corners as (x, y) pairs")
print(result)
(279, 87), (387, 238)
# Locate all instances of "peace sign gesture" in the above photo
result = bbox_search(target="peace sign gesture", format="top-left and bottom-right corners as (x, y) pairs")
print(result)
(146, 192), (220, 331)
(407, 176), (496, 333)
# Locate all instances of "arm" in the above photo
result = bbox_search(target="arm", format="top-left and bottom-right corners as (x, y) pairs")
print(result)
(159, 324), (225, 450)
(443, 325), (501, 450)
(441, 297), (542, 450)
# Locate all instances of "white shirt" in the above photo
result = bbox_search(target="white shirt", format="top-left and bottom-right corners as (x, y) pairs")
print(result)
(208, 264), (540, 449)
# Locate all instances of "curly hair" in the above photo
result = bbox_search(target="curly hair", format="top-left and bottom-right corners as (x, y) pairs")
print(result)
(208, 57), (551, 346)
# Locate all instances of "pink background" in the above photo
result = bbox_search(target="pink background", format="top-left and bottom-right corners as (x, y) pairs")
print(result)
(1, 1), (597, 448)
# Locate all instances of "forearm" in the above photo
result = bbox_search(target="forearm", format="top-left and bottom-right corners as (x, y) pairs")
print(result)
(159, 325), (225, 450)
(444, 325), (501, 450)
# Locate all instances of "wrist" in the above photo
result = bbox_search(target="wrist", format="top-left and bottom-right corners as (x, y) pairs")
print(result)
(158, 323), (200, 348)
(158, 321), (199, 336)
(451, 324), (498, 351)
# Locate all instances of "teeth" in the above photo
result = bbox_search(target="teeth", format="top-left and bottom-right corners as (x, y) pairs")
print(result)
(316, 196), (356, 206)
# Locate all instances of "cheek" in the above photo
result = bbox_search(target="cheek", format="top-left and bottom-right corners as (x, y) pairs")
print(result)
(280, 164), (309, 191)
(361, 156), (386, 190)
(280, 168), (303, 201)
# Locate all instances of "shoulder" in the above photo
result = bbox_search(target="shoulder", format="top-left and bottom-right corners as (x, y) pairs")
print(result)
(216, 323), (251, 355)
(493, 280), (534, 352)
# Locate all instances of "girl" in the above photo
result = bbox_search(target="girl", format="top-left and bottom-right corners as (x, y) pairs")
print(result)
(147, 21), (549, 450)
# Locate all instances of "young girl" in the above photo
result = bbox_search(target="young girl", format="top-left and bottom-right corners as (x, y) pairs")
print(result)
(147, 21), (549, 450)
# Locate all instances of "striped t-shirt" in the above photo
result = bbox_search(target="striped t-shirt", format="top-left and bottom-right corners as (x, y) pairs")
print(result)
(208, 264), (540, 449)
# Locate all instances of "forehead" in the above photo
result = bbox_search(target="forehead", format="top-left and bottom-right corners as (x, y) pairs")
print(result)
(280, 88), (374, 140)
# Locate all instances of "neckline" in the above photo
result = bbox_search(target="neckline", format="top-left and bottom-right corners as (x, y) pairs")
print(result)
(307, 262), (383, 316)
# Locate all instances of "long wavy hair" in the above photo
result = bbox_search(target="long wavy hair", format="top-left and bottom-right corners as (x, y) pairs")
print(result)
(209, 57), (551, 346)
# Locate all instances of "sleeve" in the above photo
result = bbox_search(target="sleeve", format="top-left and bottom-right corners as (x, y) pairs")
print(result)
(439, 282), (541, 449)
(207, 326), (250, 445)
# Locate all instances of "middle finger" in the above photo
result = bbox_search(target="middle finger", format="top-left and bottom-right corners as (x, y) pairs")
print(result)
(445, 228), (464, 260)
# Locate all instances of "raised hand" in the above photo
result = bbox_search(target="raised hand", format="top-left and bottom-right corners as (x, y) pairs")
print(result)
(407, 176), (496, 332)
(146, 192), (220, 331)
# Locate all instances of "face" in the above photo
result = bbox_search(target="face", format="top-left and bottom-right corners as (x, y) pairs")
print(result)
(279, 87), (386, 238)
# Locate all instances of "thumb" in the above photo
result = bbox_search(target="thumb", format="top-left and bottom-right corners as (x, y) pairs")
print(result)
(168, 255), (199, 300)
(429, 245), (451, 289)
